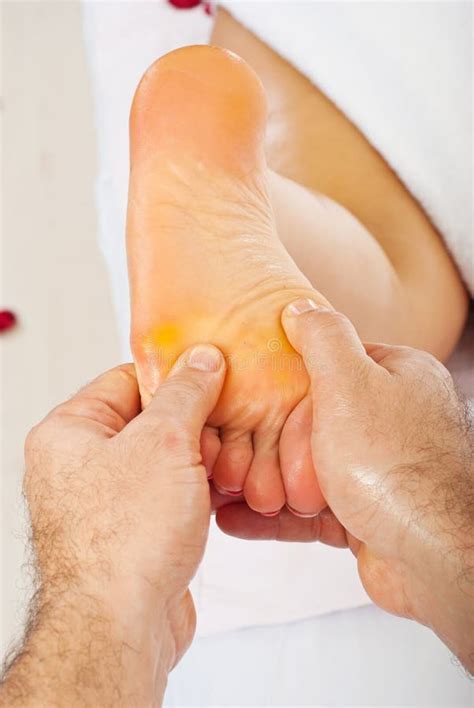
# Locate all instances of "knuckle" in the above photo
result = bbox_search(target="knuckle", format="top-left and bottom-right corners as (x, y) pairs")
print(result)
(424, 353), (451, 379)
(314, 309), (350, 333)
(402, 348), (450, 379)
(301, 310), (351, 357)
(305, 310), (354, 351)
(108, 364), (138, 393)
(160, 427), (191, 454)
(61, 397), (123, 430)
(380, 344), (409, 360)
(166, 375), (209, 406)
(114, 363), (136, 381)
(65, 398), (104, 418)
(410, 348), (437, 368)
(385, 345), (430, 372)
(136, 415), (191, 455)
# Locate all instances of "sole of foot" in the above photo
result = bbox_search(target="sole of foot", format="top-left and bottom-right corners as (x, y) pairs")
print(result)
(127, 45), (327, 515)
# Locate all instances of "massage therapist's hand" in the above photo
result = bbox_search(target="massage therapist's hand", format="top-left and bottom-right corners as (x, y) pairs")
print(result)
(218, 300), (474, 671)
(1, 347), (225, 707)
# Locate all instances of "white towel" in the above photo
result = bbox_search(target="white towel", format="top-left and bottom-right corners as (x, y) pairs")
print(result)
(221, 0), (474, 295)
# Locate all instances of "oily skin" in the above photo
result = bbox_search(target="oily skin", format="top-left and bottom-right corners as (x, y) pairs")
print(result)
(218, 300), (474, 672)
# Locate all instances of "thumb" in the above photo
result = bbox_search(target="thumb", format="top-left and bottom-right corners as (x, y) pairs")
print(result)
(129, 344), (226, 440)
(282, 298), (371, 387)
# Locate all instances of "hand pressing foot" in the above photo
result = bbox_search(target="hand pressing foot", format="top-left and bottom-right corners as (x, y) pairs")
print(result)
(127, 45), (328, 516)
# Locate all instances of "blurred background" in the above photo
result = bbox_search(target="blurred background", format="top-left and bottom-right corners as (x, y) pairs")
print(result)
(1, 1), (120, 658)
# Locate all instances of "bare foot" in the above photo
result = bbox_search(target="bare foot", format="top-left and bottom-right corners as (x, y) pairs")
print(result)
(127, 46), (328, 515)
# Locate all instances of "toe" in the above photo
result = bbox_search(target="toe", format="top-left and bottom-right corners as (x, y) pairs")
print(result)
(210, 481), (245, 512)
(279, 396), (326, 516)
(244, 429), (285, 515)
(212, 430), (253, 495)
(201, 425), (221, 479)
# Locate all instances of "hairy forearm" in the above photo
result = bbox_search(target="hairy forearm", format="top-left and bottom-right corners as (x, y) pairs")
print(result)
(408, 427), (474, 671)
(0, 590), (172, 707)
(425, 527), (474, 671)
(412, 536), (474, 673)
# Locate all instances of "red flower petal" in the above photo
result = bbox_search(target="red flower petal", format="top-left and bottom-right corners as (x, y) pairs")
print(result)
(0, 310), (17, 332)
(168, 0), (202, 9)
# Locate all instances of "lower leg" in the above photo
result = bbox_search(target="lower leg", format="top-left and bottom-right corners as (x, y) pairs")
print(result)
(268, 171), (405, 344)
(212, 8), (468, 362)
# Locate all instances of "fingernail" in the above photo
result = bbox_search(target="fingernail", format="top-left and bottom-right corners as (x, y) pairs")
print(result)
(186, 345), (222, 372)
(261, 510), (281, 518)
(285, 298), (319, 317)
(286, 503), (320, 519)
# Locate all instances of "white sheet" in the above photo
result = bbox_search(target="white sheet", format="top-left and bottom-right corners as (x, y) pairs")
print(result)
(165, 605), (473, 706)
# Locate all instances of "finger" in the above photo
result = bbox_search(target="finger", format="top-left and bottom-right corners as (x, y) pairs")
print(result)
(201, 425), (221, 479)
(364, 342), (445, 379)
(51, 364), (141, 434)
(279, 396), (326, 517)
(243, 428), (285, 516)
(212, 429), (253, 495)
(128, 344), (226, 440)
(282, 299), (372, 387)
(216, 503), (349, 547)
